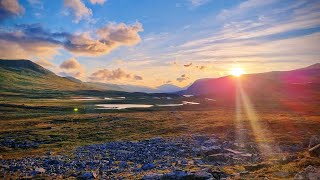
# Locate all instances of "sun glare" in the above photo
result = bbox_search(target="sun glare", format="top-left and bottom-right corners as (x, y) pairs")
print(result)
(230, 67), (245, 77)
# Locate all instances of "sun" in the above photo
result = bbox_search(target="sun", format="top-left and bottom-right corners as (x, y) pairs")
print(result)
(230, 67), (245, 77)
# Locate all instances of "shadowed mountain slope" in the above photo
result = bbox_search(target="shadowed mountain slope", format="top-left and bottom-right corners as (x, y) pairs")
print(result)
(181, 63), (320, 103)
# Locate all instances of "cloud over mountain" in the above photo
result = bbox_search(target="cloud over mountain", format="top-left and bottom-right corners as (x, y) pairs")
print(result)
(60, 58), (82, 70)
(89, 68), (143, 82)
(60, 58), (85, 78)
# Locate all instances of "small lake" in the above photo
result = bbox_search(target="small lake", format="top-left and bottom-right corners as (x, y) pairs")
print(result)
(156, 104), (183, 107)
(96, 104), (153, 109)
(72, 97), (101, 101)
(96, 101), (200, 110)
(182, 101), (200, 105)
(104, 97), (126, 100)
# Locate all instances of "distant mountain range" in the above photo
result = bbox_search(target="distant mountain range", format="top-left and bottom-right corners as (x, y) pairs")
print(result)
(84, 82), (187, 93)
(0, 59), (186, 95)
(1, 59), (319, 98)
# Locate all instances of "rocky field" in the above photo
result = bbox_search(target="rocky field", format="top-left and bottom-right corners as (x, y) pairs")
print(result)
(1, 135), (320, 179)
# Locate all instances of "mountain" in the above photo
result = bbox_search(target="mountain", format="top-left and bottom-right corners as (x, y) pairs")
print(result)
(180, 63), (320, 101)
(0, 59), (96, 96)
(63, 76), (83, 83)
(155, 84), (186, 93)
(84, 83), (185, 93)
(0, 59), (54, 75)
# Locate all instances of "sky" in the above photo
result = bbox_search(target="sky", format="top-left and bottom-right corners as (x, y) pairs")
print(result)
(0, 0), (319, 88)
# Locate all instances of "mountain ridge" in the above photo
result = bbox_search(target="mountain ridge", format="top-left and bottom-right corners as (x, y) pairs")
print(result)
(180, 63), (320, 99)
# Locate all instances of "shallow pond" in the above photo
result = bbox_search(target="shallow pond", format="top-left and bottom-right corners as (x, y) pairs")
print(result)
(96, 104), (153, 109)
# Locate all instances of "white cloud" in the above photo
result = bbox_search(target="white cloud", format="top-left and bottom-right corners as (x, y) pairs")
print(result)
(189, 0), (210, 7)
(0, 0), (24, 20)
(64, 0), (92, 23)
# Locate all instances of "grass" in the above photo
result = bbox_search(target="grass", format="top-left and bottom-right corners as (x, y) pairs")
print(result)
(1, 96), (319, 158)
(0, 93), (319, 178)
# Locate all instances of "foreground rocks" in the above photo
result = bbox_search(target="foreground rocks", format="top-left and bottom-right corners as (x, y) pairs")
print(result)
(0, 135), (310, 179)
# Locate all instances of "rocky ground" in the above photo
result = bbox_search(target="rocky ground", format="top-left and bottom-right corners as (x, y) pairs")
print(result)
(0, 135), (319, 179)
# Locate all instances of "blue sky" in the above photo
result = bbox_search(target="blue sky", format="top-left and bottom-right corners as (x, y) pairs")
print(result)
(0, 0), (319, 87)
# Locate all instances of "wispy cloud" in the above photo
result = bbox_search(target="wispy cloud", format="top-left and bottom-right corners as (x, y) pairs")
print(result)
(175, 0), (320, 66)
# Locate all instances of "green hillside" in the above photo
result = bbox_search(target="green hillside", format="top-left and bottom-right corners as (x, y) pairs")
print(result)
(0, 59), (95, 97)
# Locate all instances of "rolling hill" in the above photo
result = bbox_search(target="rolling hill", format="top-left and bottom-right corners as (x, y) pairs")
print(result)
(0, 59), (97, 97)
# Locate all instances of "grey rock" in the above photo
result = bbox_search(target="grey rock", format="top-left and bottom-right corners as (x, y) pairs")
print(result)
(118, 161), (128, 168)
(142, 173), (163, 180)
(194, 171), (213, 179)
(80, 171), (97, 179)
(141, 163), (155, 171)
(35, 167), (46, 173)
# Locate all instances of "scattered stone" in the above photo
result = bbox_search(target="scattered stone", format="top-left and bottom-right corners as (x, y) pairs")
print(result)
(208, 168), (226, 179)
(309, 136), (320, 148)
(244, 163), (269, 171)
(194, 171), (213, 179)
(141, 163), (155, 171)
(0, 135), (307, 179)
(207, 153), (228, 162)
(294, 165), (320, 180)
(35, 167), (46, 173)
(162, 170), (194, 179)
(273, 171), (289, 178)
(142, 173), (163, 180)
(80, 171), (97, 179)
(118, 161), (128, 168)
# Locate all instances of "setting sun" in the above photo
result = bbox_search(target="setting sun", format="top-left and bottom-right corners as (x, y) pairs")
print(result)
(230, 67), (245, 77)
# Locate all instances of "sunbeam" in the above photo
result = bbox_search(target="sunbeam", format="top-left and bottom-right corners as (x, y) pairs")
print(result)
(235, 78), (281, 160)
